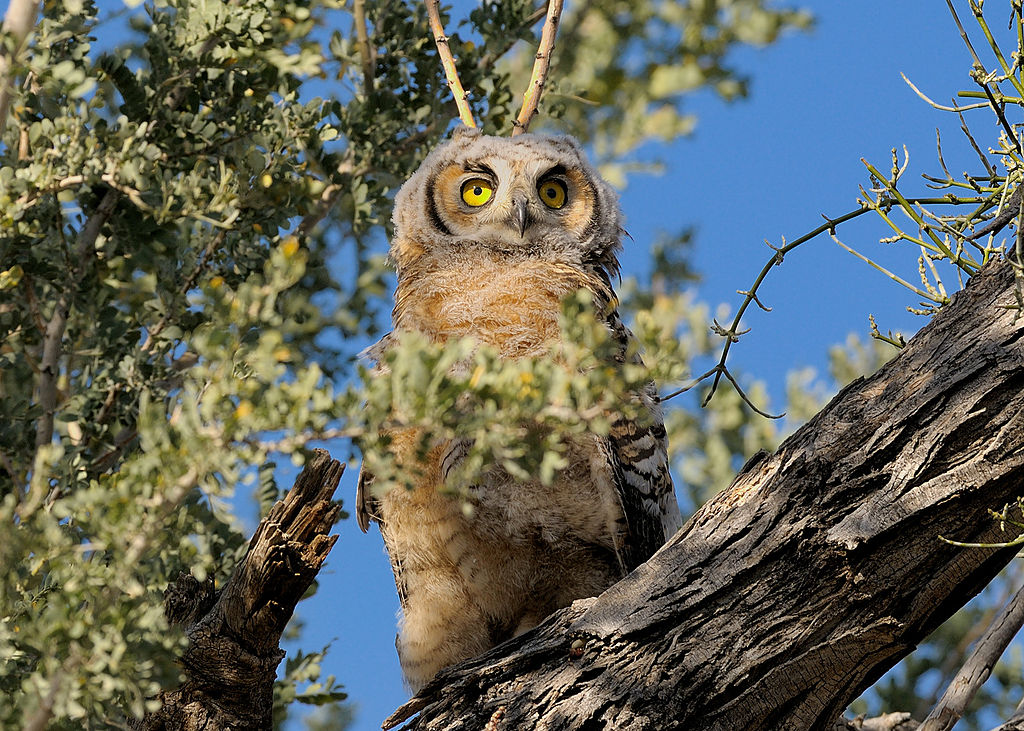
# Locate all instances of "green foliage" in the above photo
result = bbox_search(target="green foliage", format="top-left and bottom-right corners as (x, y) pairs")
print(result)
(0, 0), (346, 723)
(354, 291), (661, 497)
(273, 644), (349, 728)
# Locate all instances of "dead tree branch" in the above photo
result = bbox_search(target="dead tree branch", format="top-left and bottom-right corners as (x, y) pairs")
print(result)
(136, 450), (344, 730)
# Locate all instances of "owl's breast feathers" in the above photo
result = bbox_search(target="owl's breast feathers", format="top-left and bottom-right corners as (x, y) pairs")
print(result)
(391, 254), (614, 356)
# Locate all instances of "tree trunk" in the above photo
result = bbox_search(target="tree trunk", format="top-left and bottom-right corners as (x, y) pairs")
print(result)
(136, 450), (344, 730)
(383, 259), (1024, 731)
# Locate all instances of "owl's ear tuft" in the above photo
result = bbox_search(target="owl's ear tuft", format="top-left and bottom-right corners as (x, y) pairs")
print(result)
(451, 125), (481, 143)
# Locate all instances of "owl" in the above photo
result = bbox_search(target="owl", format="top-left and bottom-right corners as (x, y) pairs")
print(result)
(356, 126), (681, 692)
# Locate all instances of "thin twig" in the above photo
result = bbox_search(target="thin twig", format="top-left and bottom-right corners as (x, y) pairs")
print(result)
(353, 0), (375, 97)
(512, 0), (564, 136)
(947, 0), (986, 68)
(945, 0), (1024, 157)
(901, 72), (989, 112)
(661, 193), (990, 410)
(425, 0), (476, 128)
(919, 582), (1024, 731)
(0, 0), (39, 135)
(967, 185), (1024, 240)
(660, 205), (871, 404)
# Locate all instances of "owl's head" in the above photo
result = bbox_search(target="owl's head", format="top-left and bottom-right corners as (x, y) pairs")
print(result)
(391, 127), (623, 284)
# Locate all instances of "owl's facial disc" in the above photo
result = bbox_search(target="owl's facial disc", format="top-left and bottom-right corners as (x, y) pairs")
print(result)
(428, 153), (597, 251)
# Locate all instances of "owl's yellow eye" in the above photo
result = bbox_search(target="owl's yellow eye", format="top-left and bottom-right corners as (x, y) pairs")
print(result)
(461, 178), (494, 207)
(538, 179), (568, 209)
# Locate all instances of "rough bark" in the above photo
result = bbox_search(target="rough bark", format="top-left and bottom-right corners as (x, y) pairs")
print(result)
(383, 260), (1024, 731)
(136, 449), (344, 730)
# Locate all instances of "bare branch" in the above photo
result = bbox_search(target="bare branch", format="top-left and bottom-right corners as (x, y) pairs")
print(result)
(0, 0), (39, 135)
(425, 0), (476, 128)
(920, 582), (1024, 731)
(901, 72), (988, 112)
(967, 185), (1024, 241)
(137, 451), (345, 729)
(660, 205), (873, 405)
(512, 0), (564, 136)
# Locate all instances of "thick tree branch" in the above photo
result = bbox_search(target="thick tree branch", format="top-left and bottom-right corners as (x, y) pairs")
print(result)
(136, 450), (344, 729)
(385, 259), (1024, 730)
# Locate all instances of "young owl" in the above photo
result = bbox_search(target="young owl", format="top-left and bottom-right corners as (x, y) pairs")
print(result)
(356, 126), (681, 692)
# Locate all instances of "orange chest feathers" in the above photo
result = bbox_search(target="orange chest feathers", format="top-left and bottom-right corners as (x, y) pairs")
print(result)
(393, 258), (604, 357)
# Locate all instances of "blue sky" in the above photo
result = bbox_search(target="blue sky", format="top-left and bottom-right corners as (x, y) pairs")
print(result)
(295, 3), (1008, 728)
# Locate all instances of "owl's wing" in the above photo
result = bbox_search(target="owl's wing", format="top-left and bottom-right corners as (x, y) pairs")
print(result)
(356, 464), (410, 607)
(603, 310), (682, 571)
(607, 384), (682, 571)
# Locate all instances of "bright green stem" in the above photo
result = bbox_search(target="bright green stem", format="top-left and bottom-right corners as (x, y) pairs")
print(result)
(832, 236), (947, 304)
(970, 1), (1024, 98)
(957, 90), (1024, 103)
(863, 160), (980, 273)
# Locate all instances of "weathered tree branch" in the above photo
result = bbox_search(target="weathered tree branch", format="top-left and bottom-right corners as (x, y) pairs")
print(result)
(136, 450), (344, 729)
(384, 259), (1024, 730)
(920, 581), (1024, 730)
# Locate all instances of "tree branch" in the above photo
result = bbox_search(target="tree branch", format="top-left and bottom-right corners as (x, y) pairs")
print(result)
(385, 259), (1024, 730)
(136, 449), (344, 729)
(511, 0), (564, 136)
(425, 0), (476, 128)
(920, 582), (1024, 731)
(34, 189), (118, 454)
(353, 0), (376, 97)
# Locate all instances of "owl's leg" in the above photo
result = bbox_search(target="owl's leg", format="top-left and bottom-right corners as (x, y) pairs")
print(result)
(396, 567), (491, 692)
(511, 609), (548, 637)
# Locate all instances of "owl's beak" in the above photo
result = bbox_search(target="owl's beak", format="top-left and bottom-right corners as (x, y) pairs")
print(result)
(510, 197), (531, 238)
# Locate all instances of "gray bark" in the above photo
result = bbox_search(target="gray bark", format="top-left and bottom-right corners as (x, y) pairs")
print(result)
(384, 260), (1024, 731)
(919, 584), (1024, 730)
